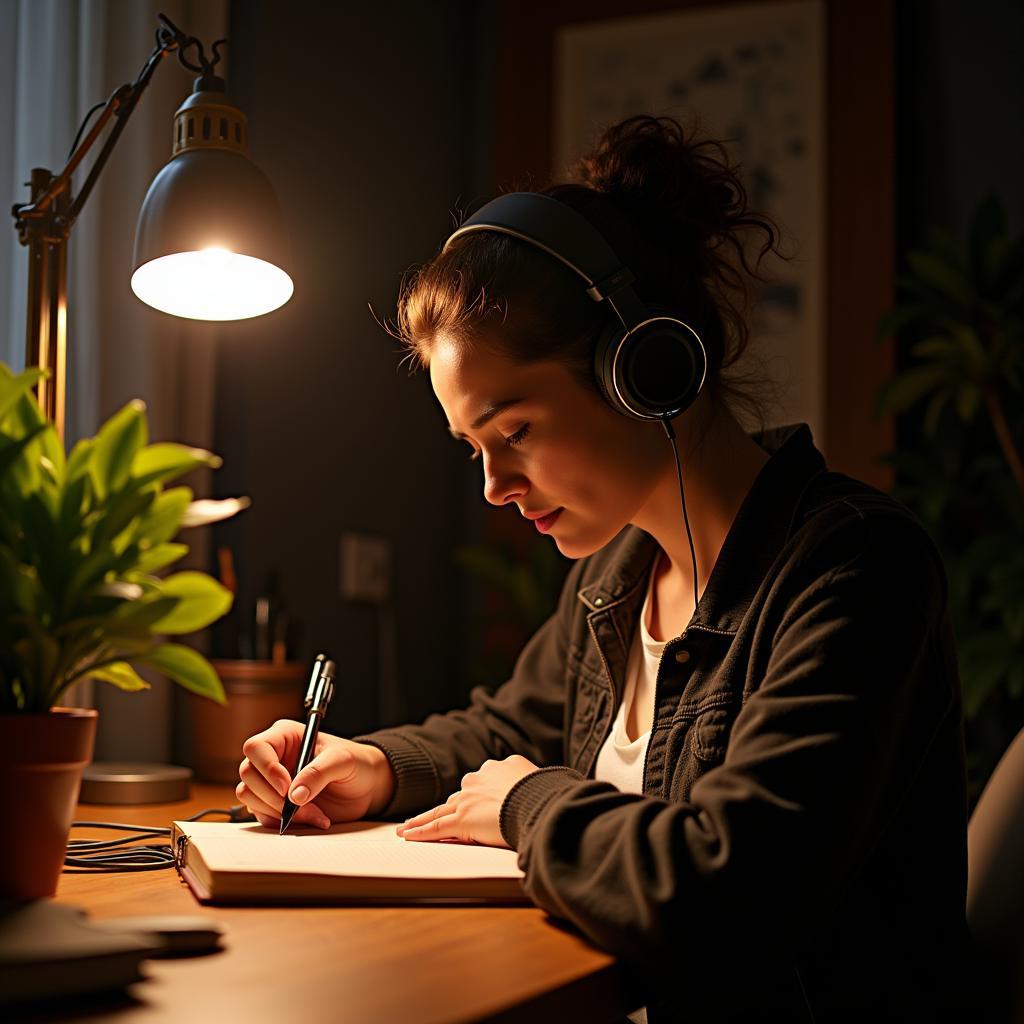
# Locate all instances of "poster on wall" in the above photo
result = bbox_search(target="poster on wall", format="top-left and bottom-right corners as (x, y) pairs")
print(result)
(554, 0), (824, 441)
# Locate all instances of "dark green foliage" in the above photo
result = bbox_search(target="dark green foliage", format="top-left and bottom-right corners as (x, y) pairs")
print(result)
(878, 195), (1024, 798)
(0, 364), (249, 712)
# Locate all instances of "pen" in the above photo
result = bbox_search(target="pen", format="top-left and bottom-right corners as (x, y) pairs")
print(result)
(279, 653), (336, 835)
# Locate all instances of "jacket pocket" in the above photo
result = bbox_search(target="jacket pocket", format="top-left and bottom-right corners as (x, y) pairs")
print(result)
(693, 705), (733, 764)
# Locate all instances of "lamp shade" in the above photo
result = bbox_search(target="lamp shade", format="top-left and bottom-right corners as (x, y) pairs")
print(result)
(131, 80), (293, 321)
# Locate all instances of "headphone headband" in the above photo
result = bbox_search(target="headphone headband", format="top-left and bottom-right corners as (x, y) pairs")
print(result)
(441, 191), (707, 423)
(443, 193), (648, 330)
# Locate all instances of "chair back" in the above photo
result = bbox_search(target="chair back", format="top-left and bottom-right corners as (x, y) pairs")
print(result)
(968, 727), (1024, 1022)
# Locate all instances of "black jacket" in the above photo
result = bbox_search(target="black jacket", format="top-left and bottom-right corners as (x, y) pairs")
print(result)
(359, 424), (973, 1021)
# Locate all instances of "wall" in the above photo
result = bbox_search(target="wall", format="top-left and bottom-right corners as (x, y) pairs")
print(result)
(896, 0), (1024, 248)
(201, 1), (496, 743)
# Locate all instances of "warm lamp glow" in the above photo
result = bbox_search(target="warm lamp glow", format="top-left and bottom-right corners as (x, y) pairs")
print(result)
(130, 248), (293, 320)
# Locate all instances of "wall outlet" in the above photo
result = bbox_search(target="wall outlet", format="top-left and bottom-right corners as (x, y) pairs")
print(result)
(340, 532), (392, 604)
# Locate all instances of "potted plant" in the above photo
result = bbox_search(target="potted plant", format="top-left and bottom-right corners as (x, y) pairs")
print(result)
(876, 194), (1024, 800)
(0, 362), (247, 898)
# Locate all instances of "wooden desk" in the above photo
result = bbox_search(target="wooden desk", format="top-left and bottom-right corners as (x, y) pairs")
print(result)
(44, 784), (630, 1024)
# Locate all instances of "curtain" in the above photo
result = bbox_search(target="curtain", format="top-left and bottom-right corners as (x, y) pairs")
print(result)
(0, 0), (228, 761)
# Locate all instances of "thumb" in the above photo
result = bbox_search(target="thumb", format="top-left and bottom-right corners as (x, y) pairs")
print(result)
(289, 746), (355, 804)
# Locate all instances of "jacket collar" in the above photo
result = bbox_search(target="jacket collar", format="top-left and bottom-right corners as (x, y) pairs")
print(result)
(576, 423), (827, 635)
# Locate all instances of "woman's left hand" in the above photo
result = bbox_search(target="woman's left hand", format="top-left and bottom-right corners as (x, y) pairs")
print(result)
(396, 755), (539, 848)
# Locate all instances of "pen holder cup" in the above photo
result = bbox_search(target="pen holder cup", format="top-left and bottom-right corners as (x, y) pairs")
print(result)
(188, 661), (307, 784)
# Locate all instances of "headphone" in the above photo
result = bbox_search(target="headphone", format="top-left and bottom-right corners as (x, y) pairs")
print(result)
(442, 191), (707, 423)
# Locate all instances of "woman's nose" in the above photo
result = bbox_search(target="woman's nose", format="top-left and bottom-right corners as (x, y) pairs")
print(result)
(481, 451), (527, 507)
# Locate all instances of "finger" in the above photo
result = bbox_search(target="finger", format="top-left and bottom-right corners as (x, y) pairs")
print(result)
(400, 811), (461, 842)
(235, 780), (282, 820)
(289, 745), (356, 806)
(396, 800), (453, 835)
(242, 722), (298, 797)
(239, 756), (286, 813)
(236, 781), (332, 829)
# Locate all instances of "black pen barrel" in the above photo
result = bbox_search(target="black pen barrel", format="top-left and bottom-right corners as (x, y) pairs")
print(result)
(279, 712), (323, 834)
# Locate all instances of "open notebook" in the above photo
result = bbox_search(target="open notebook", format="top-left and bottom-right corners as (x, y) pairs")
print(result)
(171, 820), (528, 904)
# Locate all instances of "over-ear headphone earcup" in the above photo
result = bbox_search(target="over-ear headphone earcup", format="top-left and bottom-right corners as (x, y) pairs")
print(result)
(592, 323), (630, 415)
(593, 314), (707, 421)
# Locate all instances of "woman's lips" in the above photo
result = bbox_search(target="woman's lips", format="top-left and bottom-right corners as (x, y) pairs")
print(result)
(534, 508), (563, 533)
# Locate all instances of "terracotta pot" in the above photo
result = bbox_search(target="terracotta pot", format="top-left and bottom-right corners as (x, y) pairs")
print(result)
(188, 660), (306, 783)
(0, 707), (97, 900)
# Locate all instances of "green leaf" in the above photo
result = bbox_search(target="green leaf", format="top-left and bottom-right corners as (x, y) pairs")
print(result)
(111, 595), (181, 630)
(0, 367), (46, 424)
(66, 438), (93, 483)
(954, 385), (981, 422)
(61, 548), (122, 617)
(88, 662), (151, 692)
(148, 572), (233, 633)
(875, 303), (927, 342)
(131, 486), (193, 545)
(57, 473), (89, 545)
(0, 424), (48, 481)
(906, 249), (975, 309)
(130, 443), (222, 489)
(92, 489), (157, 550)
(133, 542), (189, 574)
(36, 424), (65, 483)
(910, 337), (960, 361)
(91, 400), (147, 498)
(875, 366), (947, 416)
(137, 644), (226, 704)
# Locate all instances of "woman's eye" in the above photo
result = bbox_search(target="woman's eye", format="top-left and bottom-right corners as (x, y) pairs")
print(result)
(504, 424), (530, 449)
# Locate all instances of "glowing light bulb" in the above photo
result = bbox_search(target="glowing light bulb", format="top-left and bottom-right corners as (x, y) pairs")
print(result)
(130, 247), (293, 321)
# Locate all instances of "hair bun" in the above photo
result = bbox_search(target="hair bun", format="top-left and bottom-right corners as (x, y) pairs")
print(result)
(571, 115), (739, 251)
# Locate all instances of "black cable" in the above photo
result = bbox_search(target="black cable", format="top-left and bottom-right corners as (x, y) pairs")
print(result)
(64, 804), (256, 873)
(66, 99), (108, 161)
(661, 418), (699, 616)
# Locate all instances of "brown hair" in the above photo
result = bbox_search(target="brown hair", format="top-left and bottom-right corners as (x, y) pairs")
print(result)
(393, 115), (786, 426)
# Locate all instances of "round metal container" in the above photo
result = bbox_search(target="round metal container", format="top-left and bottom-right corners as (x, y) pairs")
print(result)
(79, 762), (192, 804)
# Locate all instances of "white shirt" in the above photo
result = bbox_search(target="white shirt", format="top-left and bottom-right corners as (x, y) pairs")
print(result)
(593, 563), (666, 1024)
(594, 562), (666, 794)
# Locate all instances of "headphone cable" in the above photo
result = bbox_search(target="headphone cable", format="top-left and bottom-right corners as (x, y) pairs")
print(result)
(64, 804), (257, 873)
(660, 418), (699, 616)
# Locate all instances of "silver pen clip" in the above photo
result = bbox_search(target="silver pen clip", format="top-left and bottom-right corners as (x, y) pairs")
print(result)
(304, 653), (336, 717)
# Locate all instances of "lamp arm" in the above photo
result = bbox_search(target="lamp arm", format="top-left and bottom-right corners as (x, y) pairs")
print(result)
(11, 11), (226, 441)
(12, 12), (226, 241)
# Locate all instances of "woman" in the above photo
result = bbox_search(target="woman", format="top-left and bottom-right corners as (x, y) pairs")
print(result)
(237, 116), (972, 1020)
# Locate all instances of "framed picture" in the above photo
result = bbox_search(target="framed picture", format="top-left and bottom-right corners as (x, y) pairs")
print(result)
(495, 0), (894, 489)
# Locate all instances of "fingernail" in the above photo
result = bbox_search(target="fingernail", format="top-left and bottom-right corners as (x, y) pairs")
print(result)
(290, 785), (309, 803)
(275, 775), (289, 797)
(318, 818), (331, 830)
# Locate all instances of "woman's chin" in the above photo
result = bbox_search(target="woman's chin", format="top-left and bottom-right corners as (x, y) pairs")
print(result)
(549, 522), (622, 560)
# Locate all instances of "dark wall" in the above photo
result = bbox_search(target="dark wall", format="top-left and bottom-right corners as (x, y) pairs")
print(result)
(896, 0), (1023, 247)
(210, 1), (495, 737)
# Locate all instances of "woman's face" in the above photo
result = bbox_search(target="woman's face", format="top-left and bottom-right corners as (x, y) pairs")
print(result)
(429, 334), (667, 559)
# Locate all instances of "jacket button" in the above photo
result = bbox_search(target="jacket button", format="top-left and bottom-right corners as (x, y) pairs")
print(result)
(594, 597), (604, 606)
(674, 649), (691, 664)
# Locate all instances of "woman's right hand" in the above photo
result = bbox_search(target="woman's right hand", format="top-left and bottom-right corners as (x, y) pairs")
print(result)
(237, 720), (397, 830)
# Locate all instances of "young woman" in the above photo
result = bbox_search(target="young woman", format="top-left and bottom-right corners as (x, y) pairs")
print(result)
(237, 116), (973, 1021)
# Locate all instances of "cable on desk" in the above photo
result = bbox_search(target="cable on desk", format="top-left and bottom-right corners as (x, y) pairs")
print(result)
(65, 804), (257, 873)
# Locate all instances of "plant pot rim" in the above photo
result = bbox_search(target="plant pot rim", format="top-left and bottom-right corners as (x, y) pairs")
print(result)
(0, 706), (98, 718)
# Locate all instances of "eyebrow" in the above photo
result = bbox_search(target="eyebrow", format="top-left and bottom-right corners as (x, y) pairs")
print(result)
(448, 398), (526, 440)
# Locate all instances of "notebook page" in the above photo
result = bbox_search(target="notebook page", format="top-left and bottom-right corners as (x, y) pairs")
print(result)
(174, 821), (524, 880)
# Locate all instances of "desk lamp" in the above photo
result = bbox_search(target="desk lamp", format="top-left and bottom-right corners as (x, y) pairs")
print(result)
(10, 12), (291, 803)
(12, 11), (293, 442)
